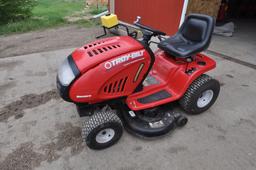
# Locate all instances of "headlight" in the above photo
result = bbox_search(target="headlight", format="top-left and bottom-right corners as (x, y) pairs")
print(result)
(57, 56), (78, 86)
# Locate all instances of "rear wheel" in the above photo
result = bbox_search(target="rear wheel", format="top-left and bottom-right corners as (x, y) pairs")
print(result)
(81, 110), (123, 150)
(179, 74), (220, 114)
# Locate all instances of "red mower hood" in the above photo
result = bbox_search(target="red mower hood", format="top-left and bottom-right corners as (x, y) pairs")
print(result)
(71, 36), (144, 73)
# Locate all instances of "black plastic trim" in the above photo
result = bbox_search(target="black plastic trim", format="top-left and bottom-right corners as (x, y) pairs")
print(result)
(137, 90), (171, 104)
(56, 76), (71, 102)
(56, 54), (80, 102)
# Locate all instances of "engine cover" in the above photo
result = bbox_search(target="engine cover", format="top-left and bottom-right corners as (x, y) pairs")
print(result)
(69, 36), (152, 103)
(72, 36), (144, 73)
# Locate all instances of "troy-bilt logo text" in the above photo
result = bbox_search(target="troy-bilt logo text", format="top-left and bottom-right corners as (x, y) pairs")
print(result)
(104, 50), (144, 69)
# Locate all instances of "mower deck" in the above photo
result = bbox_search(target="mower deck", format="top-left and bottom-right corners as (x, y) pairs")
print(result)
(119, 105), (187, 138)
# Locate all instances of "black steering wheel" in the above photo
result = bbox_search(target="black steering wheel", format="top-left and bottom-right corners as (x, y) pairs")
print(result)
(134, 16), (166, 36)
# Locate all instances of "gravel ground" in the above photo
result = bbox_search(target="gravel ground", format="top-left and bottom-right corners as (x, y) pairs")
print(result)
(0, 25), (101, 58)
(0, 48), (255, 170)
(0, 26), (256, 170)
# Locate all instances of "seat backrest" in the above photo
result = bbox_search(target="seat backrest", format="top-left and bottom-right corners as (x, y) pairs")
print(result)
(180, 13), (214, 45)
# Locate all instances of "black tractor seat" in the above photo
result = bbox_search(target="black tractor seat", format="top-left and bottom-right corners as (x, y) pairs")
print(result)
(158, 14), (214, 58)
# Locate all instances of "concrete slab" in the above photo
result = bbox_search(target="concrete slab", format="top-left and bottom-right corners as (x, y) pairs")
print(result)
(0, 47), (256, 170)
(210, 19), (256, 65)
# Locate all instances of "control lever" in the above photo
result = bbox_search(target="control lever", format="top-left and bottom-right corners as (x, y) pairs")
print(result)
(135, 16), (141, 24)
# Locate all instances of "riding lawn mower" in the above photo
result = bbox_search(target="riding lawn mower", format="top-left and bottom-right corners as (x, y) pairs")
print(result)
(57, 14), (220, 150)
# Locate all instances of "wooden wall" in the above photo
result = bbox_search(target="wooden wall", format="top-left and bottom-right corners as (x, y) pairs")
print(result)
(186, 0), (222, 18)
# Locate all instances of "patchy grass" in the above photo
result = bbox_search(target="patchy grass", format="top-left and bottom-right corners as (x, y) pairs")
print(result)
(89, 4), (108, 15)
(0, 0), (95, 35)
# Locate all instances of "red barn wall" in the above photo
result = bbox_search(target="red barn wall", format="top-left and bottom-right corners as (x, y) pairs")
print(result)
(114, 0), (184, 35)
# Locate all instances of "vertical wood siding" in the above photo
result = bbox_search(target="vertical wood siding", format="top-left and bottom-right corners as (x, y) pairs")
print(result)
(115, 0), (184, 35)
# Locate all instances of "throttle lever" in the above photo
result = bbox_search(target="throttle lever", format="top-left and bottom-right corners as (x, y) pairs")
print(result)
(135, 16), (141, 24)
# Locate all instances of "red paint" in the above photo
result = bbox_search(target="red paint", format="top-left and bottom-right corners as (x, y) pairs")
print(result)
(72, 36), (143, 74)
(115, 0), (184, 35)
(70, 36), (151, 103)
(69, 36), (216, 111)
(126, 51), (216, 110)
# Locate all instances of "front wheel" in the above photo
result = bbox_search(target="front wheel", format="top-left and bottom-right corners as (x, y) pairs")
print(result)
(81, 110), (123, 150)
(179, 74), (220, 115)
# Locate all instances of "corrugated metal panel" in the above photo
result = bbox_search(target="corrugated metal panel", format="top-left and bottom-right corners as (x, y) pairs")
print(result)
(115, 0), (184, 35)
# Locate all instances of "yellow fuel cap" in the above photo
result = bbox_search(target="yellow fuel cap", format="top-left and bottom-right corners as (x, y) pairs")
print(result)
(101, 14), (119, 28)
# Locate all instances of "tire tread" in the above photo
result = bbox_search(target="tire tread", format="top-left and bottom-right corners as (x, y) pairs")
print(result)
(179, 74), (218, 114)
(81, 110), (122, 143)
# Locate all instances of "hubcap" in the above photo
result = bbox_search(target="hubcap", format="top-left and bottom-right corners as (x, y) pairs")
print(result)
(197, 90), (214, 108)
(96, 128), (115, 144)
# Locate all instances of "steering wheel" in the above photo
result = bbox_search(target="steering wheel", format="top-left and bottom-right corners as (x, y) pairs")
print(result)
(134, 16), (166, 36)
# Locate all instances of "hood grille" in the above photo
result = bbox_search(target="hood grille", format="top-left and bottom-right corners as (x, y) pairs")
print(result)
(84, 41), (121, 57)
(104, 77), (128, 94)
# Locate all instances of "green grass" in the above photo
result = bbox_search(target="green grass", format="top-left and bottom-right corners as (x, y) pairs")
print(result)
(0, 0), (94, 35)
(89, 4), (108, 15)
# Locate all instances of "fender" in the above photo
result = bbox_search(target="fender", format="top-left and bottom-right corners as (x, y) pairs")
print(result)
(126, 51), (216, 111)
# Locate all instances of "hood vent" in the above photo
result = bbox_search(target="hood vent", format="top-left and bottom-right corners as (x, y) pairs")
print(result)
(84, 40), (106, 49)
(85, 43), (121, 57)
(104, 76), (128, 94)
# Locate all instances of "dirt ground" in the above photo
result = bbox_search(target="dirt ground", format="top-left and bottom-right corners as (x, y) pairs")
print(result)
(0, 25), (102, 58)
(0, 25), (256, 170)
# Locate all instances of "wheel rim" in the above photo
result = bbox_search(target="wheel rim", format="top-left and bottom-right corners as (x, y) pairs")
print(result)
(197, 90), (214, 108)
(96, 128), (115, 144)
